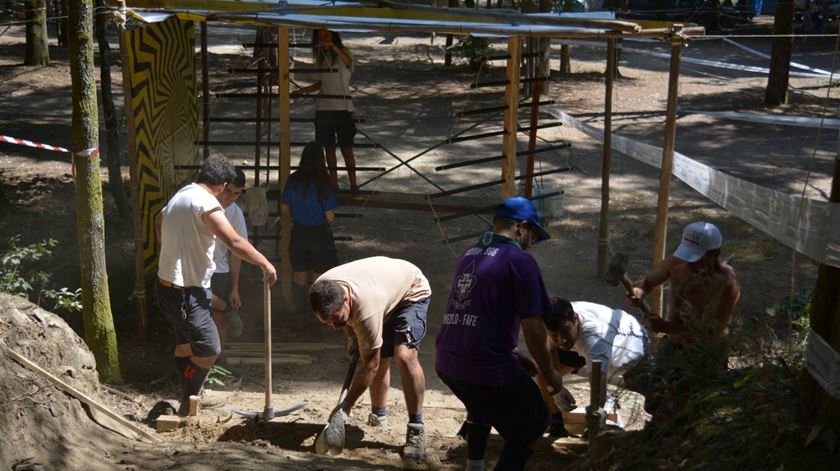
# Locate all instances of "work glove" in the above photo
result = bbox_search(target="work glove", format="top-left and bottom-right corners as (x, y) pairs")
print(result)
(554, 386), (577, 412)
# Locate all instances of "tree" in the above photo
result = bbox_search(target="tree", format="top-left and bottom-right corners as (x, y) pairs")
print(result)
(68, 0), (122, 383)
(765, 0), (794, 106)
(24, 0), (49, 66)
(801, 154), (840, 439)
(94, 0), (130, 218)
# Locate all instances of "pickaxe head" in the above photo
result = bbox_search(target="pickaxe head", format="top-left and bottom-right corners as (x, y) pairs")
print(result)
(605, 252), (629, 286)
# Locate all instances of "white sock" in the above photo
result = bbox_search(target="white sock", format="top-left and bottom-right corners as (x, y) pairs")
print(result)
(467, 459), (485, 471)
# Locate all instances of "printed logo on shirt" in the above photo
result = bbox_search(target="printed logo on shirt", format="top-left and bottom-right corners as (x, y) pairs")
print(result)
(451, 260), (476, 310)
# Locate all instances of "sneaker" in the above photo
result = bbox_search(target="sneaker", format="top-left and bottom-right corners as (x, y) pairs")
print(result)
(403, 423), (426, 461)
(367, 412), (388, 427)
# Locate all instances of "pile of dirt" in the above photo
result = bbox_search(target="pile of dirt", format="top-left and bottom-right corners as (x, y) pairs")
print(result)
(0, 293), (130, 469)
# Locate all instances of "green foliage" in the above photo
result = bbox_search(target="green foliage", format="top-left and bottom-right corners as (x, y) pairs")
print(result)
(42, 287), (83, 314)
(456, 36), (490, 70)
(206, 365), (233, 387)
(0, 236), (56, 296)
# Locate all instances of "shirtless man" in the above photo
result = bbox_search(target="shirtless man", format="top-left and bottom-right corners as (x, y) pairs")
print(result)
(628, 221), (740, 345)
(627, 221), (740, 412)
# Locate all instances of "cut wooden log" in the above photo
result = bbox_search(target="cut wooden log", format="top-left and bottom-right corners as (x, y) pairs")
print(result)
(224, 342), (341, 352)
(155, 415), (190, 432)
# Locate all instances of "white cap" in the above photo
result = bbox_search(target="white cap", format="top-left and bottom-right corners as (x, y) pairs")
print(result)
(673, 222), (722, 262)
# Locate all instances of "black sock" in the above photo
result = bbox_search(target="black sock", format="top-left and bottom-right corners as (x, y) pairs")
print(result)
(181, 359), (211, 400)
(408, 413), (423, 424)
(292, 283), (309, 315)
(174, 356), (190, 390)
(467, 422), (491, 461)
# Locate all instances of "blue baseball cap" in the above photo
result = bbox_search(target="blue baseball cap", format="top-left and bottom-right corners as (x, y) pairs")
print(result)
(493, 197), (551, 241)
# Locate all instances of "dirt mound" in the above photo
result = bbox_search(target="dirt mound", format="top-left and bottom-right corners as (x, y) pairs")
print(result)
(0, 294), (123, 469)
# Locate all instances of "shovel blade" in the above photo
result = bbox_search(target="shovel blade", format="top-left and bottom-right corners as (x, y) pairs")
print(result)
(315, 409), (346, 455)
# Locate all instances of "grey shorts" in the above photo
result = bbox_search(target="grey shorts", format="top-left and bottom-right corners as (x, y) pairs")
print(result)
(156, 282), (221, 358)
(210, 272), (232, 311)
(380, 297), (429, 358)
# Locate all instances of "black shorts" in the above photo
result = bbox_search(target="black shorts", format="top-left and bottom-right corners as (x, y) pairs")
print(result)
(554, 348), (586, 373)
(156, 282), (221, 358)
(437, 370), (549, 447)
(315, 110), (356, 148)
(289, 224), (338, 273)
(381, 297), (429, 358)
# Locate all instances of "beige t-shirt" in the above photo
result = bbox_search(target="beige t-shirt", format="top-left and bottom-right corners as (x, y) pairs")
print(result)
(316, 256), (431, 352)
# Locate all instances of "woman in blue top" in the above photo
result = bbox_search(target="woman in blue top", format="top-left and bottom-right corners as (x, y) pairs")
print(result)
(281, 142), (339, 314)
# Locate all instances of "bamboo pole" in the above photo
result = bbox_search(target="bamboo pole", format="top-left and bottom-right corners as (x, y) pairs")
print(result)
(651, 30), (684, 316)
(596, 39), (616, 279)
(277, 26), (292, 301)
(118, 29), (148, 344)
(501, 36), (521, 199)
(201, 21), (209, 160)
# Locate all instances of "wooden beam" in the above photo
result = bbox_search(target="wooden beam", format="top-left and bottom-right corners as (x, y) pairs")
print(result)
(651, 32), (683, 316)
(5, 345), (160, 443)
(201, 21), (209, 160)
(501, 36), (521, 199)
(277, 26), (292, 301)
(596, 38), (616, 279)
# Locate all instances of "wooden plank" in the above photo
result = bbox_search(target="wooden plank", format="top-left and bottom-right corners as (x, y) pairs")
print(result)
(501, 36), (521, 198)
(596, 38), (616, 279)
(552, 436), (589, 452)
(225, 342), (341, 352)
(4, 345), (160, 443)
(155, 415), (189, 432)
(225, 355), (314, 365)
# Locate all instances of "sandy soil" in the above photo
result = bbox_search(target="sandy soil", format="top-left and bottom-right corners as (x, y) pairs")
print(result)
(1, 18), (838, 470)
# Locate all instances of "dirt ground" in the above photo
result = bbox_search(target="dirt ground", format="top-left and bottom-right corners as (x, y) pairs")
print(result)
(1, 16), (838, 470)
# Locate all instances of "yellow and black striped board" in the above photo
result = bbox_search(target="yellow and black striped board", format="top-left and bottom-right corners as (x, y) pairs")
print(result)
(124, 17), (199, 272)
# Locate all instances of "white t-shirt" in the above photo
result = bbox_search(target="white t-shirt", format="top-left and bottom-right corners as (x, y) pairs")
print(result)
(315, 49), (354, 112)
(158, 183), (222, 288)
(212, 203), (248, 274)
(570, 301), (649, 382)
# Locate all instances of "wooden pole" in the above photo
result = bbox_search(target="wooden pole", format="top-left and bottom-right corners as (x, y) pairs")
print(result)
(277, 26), (292, 302)
(263, 281), (273, 417)
(501, 36), (521, 198)
(201, 21), (209, 160)
(118, 29), (148, 344)
(255, 58), (264, 187)
(651, 30), (683, 316)
(4, 345), (159, 443)
(596, 39), (616, 279)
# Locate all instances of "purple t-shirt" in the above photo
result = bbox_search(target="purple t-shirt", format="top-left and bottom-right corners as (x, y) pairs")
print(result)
(435, 237), (552, 386)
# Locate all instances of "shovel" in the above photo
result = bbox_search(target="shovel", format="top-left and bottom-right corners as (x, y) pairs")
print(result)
(231, 281), (307, 420)
(315, 349), (360, 455)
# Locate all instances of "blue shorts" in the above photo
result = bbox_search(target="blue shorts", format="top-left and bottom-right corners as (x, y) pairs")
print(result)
(156, 282), (221, 358)
(380, 297), (429, 358)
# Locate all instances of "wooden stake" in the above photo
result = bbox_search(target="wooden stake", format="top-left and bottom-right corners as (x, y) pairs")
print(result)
(651, 32), (683, 316)
(201, 21), (209, 160)
(277, 26), (292, 301)
(596, 38), (616, 279)
(501, 36), (521, 199)
(4, 345), (159, 443)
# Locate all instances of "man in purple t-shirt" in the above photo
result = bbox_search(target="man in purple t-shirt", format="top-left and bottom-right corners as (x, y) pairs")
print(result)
(436, 197), (565, 471)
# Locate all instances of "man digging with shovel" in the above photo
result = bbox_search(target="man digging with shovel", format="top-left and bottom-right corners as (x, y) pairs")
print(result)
(309, 256), (431, 461)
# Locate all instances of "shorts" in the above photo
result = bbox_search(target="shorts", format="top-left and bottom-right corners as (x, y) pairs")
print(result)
(380, 297), (429, 358)
(210, 272), (232, 309)
(437, 370), (549, 447)
(156, 282), (221, 358)
(554, 348), (586, 373)
(289, 224), (338, 273)
(315, 110), (356, 147)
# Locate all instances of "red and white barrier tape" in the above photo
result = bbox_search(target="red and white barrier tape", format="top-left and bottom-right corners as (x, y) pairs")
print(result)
(0, 135), (70, 153)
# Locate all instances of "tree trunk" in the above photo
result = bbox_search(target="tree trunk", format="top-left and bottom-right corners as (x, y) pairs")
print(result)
(93, 0), (130, 219)
(559, 0), (573, 75)
(765, 0), (794, 106)
(24, 0), (50, 66)
(68, 0), (122, 384)
(55, 0), (68, 47)
(801, 153), (840, 433)
(444, 0), (458, 66)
